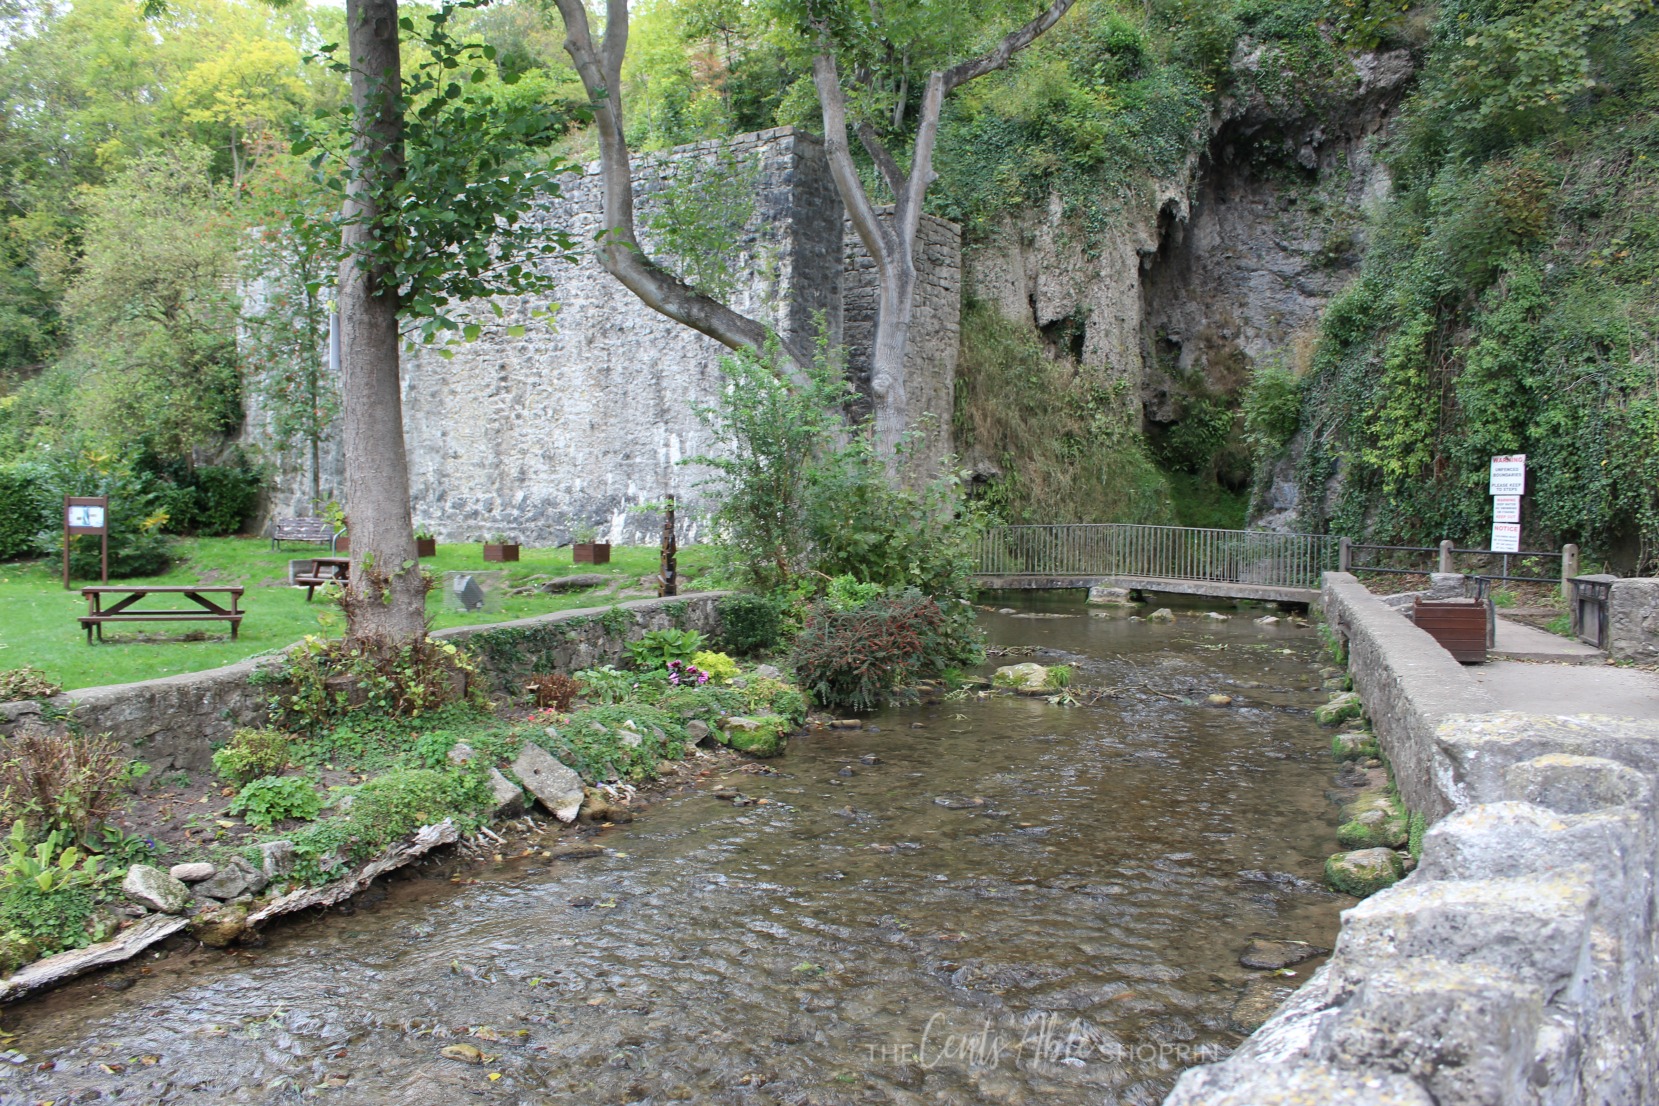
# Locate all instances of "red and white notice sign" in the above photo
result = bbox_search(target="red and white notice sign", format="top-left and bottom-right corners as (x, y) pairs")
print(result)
(1493, 495), (1521, 524)
(1491, 522), (1522, 553)
(1489, 454), (1526, 496)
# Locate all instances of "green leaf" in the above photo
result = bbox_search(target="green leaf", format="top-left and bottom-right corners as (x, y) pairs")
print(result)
(507, 324), (525, 337)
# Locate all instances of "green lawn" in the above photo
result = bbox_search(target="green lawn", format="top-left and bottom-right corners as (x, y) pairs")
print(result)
(0, 537), (715, 691)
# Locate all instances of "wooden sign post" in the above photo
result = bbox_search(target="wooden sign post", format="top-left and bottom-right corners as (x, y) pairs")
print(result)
(659, 495), (678, 598)
(63, 496), (109, 589)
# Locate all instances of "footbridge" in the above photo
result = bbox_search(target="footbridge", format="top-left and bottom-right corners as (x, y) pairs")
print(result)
(972, 523), (1342, 604)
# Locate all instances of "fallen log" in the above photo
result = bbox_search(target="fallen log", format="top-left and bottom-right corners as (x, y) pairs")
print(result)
(0, 913), (190, 1003)
(247, 820), (459, 928)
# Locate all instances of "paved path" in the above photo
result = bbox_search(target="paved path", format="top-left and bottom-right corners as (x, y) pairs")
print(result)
(1469, 659), (1659, 720)
(1491, 617), (1604, 664)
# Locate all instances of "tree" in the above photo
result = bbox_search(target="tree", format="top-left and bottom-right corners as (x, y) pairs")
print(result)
(292, 0), (581, 649)
(551, 0), (1076, 464)
(800, 0), (1076, 459)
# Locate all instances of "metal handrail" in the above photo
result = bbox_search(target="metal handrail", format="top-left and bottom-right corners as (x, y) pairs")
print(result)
(975, 524), (1341, 590)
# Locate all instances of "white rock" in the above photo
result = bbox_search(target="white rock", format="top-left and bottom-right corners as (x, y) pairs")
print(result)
(168, 862), (216, 884)
(512, 744), (586, 823)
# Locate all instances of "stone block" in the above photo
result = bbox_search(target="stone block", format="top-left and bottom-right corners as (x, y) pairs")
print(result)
(1607, 577), (1659, 661)
(1504, 752), (1653, 815)
(486, 767), (525, 818)
(1311, 958), (1545, 1106)
(1329, 871), (1595, 1005)
(1165, 1061), (1435, 1106)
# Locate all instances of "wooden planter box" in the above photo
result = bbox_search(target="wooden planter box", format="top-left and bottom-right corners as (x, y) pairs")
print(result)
(483, 543), (519, 563)
(573, 542), (611, 565)
(1414, 597), (1490, 664)
(333, 534), (349, 553)
(415, 538), (437, 558)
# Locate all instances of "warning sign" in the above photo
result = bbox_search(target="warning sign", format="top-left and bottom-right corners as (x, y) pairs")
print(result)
(1489, 455), (1526, 496)
(1493, 495), (1521, 524)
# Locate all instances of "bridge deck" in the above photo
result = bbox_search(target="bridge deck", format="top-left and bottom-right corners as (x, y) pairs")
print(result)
(973, 574), (1319, 605)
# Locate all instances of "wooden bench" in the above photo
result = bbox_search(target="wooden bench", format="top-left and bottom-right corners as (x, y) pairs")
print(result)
(292, 556), (350, 601)
(80, 586), (244, 644)
(271, 517), (342, 550)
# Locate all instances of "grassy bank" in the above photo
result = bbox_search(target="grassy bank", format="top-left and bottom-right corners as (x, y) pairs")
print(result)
(0, 537), (714, 692)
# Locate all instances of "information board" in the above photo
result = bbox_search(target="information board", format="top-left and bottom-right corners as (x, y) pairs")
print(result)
(1492, 495), (1521, 524)
(1489, 454), (1527, 496)
(1491, 522), (1522, 553)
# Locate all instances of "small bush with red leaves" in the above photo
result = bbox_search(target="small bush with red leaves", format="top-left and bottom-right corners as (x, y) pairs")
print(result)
(791, 591), (980, 711)
(527, 671), (580, 711)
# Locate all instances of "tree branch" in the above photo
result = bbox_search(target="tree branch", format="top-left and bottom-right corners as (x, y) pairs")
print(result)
(813, 50), (896, 274)
(855, 122), (904, 201)
(941, 0), (1077, 93)
(550, 0), (804, 369)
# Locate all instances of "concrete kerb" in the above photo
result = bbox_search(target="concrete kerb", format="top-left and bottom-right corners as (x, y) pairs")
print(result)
(1163, 573), (1659, 1105)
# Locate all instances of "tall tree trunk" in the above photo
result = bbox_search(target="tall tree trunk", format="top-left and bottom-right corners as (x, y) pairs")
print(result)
(869, 256), (915, 461)
(338, 0), (425, 648)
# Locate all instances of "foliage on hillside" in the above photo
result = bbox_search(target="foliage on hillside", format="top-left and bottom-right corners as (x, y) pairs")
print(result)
(1291, 0), (1659, 570)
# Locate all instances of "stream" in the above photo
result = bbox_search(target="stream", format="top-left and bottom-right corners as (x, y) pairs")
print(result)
(1, 596), (1347, 1105)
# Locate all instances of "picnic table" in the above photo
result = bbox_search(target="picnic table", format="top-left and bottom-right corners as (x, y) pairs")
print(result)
(293, 556), (350, 601)
(80, 586), (244, 644)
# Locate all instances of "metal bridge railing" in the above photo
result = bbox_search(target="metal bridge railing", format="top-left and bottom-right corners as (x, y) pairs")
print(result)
(974, 524), (1342, 591)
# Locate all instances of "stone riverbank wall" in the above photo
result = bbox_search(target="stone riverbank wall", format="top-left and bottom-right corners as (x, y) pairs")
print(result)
(248, 126), (961, 545)
(1165, 571), (1659, 1105)
(0, 594), (725, 774)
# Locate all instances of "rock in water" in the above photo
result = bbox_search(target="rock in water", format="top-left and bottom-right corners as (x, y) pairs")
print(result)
(513, 744), (586, 823)
(1230, 977), (1295, 1033)
(440, 1043), (484, 1064)
(1146, 608), (1176, 623)
(190, 902), (249, 948)
(168, 862), (216, 884)
(1087, 586), (1134, 605)
(123, 865), (192, 914)
(486, 767), (525, 818)
(1324, 848), (1404, 898)
(992, 662), (1049, 691)
(1331, 731), (1378, 761)
(1238, 937), (1330, 970)
(1254, 615), (1280, 625)
(1314, 691), (1364, 726)
(1206, 694), (1234, 707)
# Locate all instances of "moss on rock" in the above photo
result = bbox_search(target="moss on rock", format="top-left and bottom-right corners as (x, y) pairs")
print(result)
(1336, 789), (1409, 849)
(1314, 691), (1364, 726)
(1324, 847), (1404, 898)
(720, 714), (790, 757)
(1331, 731), (1378, 761)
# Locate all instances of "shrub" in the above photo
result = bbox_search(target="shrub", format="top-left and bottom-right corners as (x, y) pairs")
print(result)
(0, 667), (61, 702)
(0, 823), (104, 953)
(230, 775), (322, 830)
(211, 728), (293, 785)
(717, 593), (785, 655)
(0, 463), (51, 560)
(738, 676), (808, 726)
(526, 671), (580, 711)
(824, 574), (883, 611)
(689, 650), (740, 682)
(542, 704), (686, 781)
(288, 767), (493, 881)
(168, 459), (263, 536)
(791, 592), (980, 711)
(0, 726), (132, 844)
(28, 450), (173, 578)
(626, 628), (705, 671)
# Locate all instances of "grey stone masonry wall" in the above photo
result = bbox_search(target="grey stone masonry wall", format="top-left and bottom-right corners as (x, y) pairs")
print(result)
(0, 594), (725, 775)
(1608, 578), (1659, 661)
(395, 127), (842, 547)
(249, 126), (964, 545)
(1164, 573), (1659, 1105)
(843, 212), (963, 476)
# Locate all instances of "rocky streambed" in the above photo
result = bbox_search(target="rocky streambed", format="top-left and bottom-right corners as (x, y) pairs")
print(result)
(1, 597), (1355, 1104)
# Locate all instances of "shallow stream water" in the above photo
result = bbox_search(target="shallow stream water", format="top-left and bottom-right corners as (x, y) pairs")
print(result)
(3, 596), (1348, 1105)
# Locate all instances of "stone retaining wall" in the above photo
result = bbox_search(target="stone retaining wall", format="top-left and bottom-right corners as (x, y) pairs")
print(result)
(1164, 572), (1659, 1105)
(0, 594), (725, 774)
